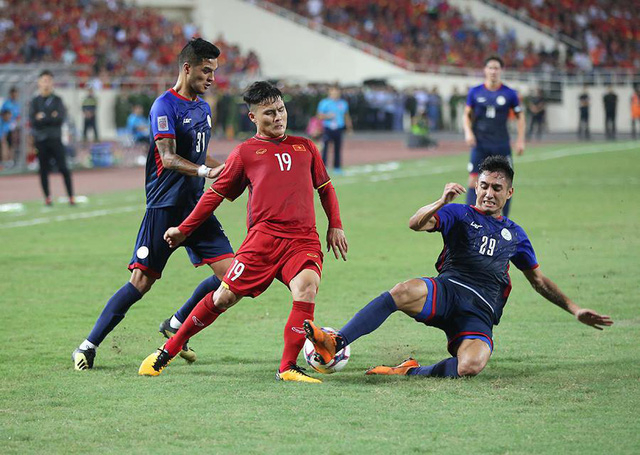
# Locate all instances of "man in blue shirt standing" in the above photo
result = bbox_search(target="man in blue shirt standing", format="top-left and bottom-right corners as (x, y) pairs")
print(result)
(126, 104), (150, 144)
(317, 86), (352, 174)
(304, 155), (612, 379)
(463, 56), (525, 217)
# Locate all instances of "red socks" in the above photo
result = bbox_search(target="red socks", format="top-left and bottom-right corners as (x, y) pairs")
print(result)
(165, 291), (226, 357)
(279, 301), (315, 372)
(164, 296), (314, 371)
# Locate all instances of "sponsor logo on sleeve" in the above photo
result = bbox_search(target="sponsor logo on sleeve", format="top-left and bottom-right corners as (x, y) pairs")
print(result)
(292, 144), (306, 152)
(157, 115), (169, 131)
(207, 114), (212, 128)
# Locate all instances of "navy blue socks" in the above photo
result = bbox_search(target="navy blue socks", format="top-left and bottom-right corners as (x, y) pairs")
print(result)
(408, 357), (460, 378)
(338, 292), (398, 349)
(87, 282), (143, 346)
(174, 275), (222, 323)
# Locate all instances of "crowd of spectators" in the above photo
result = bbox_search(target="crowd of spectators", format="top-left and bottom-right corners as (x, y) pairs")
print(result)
(266, 0), (565, 72)
(266, 0), (638, 73)
(494, 0), (639, 71)
(0, 0), (261, 84)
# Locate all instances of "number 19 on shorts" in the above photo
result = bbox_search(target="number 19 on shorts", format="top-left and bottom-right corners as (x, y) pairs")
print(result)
(229, 259), (245, 281)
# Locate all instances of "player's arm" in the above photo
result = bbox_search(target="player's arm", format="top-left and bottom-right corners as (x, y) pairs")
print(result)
(318, 181), (348, 261)
(522, 267), (613, 330)
(156, 138), (218, 179)
(164, 188), (225, 248)
(204, 147), (224, 179)
(463, 105), (475, 146)
(513, 94), (525, 155)
(409, 183), (465, 231)
(164, 149), (246, 248)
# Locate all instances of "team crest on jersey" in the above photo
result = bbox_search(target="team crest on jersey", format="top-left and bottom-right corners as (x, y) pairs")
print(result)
(255, 148), (267, 155)
(496, 96), (506, 105)
(157, 116), (169, 131)
(292, 144), (306, 152)
(207, 115), (212, 128)
(501, 228), (512, 241)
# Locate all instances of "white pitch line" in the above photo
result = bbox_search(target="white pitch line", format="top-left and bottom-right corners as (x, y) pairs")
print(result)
(338, 142), (638, 185)
(1, 142), (637, 229)
(0, 206), (140, 229)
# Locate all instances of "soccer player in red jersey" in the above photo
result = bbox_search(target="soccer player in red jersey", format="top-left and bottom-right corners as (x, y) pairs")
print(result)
(139, 81), (348, 382)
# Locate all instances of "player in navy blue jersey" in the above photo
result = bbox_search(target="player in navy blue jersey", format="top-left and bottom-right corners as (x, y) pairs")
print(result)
(72, 38), (234, 370)
(304, 156), (612, 379)
(463, 56), (525, 217)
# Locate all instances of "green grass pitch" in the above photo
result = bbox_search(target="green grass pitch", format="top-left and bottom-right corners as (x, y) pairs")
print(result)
(1, 142), (638, 454)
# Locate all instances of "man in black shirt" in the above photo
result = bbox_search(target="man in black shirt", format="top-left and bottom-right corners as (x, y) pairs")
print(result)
(526, 88), (546, 141)
(30, 70), (75, 205)
(82, 87), (98, 143)
(578, 86), (590, 140)
(603, 87), (618, 140)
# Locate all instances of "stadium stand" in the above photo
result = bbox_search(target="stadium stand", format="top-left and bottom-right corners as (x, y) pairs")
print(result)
(265, 0), (564, 71)
(492, 0), (640, 70)
(0, 0), (261, 82)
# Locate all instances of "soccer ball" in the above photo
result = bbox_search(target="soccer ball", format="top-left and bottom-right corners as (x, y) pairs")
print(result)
(303, 327), (350, 374)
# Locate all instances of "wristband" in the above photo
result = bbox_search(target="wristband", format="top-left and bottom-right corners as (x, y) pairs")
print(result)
(197, 165), (211, 178)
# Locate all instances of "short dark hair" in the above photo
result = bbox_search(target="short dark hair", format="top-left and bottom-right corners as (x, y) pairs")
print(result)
(39, 69), (53, 78)
(243, 81), (283, 108)
(178, 38), (221, 68)
(479, 155), (514, 184)
(484, 55), (504, 68)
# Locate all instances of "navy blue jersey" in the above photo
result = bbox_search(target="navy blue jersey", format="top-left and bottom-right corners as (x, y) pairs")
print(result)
(145, 89), (212, 208)
(466, 84), (521, 147)
(430, 204), (538, 324)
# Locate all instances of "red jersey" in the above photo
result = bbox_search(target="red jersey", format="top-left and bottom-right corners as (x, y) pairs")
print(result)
(211, 134), (332, 239)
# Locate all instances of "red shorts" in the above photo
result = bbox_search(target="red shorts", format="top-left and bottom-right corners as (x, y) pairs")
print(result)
(222, 229), (323, 298)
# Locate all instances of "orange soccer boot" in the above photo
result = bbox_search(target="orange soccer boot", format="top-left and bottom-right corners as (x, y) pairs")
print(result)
(303, 320), (337, 365)
(365, 358), (420, 376)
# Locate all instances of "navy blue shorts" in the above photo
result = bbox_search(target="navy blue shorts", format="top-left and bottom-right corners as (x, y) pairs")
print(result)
(468, 144), (512, 175)
(128, 206), (234, 279)
(414, 276), (494, 355)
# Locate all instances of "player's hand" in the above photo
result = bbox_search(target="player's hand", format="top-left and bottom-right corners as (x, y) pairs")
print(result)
(52, 110), (58, 118)
(515, 139), (525, 156)
(164, 227), (186, 249)
(576, 308), (613, 330)
(326, 228), (348, 261)
(465, 132), (476, 147)
(207, 163), (225, 180)
(440, 183), (466, 205)
(35, 112), (45, 120)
